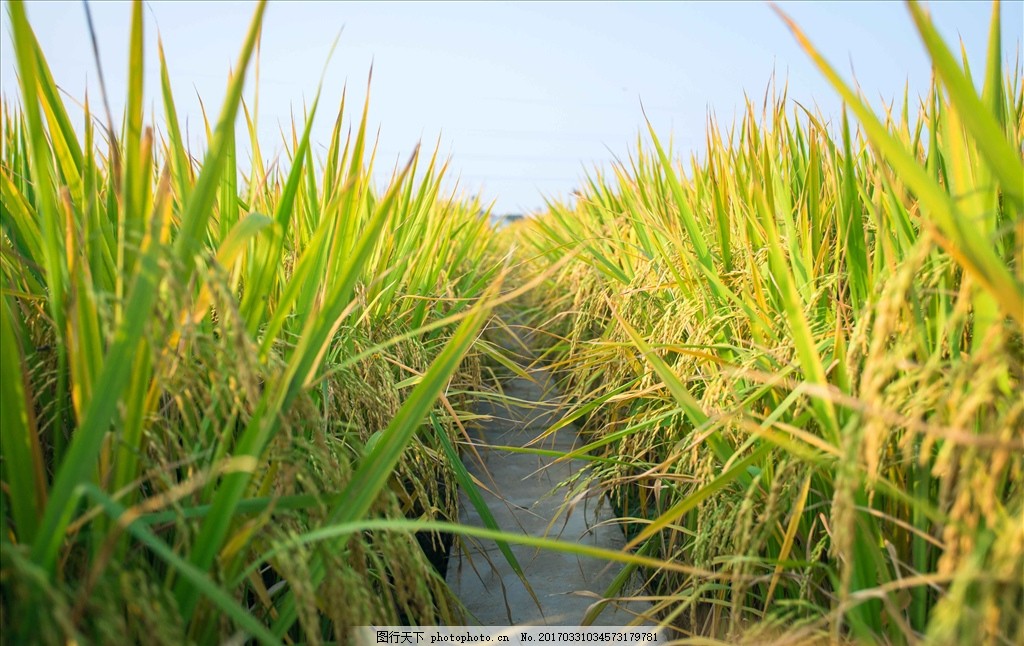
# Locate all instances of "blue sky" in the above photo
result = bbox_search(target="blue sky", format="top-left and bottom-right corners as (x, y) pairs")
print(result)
(2, 1), (1021, 214)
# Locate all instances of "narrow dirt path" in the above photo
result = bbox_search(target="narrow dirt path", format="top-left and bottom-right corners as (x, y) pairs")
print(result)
(446, 321), (653, 626)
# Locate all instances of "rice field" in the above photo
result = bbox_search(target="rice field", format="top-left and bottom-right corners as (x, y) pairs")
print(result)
(1, 0), (1022, 644)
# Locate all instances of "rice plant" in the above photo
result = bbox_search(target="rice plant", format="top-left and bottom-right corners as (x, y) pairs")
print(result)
(0, 0), (510, 640)
(3, 0), (1022, 643)
(510, 1), (1023, 642)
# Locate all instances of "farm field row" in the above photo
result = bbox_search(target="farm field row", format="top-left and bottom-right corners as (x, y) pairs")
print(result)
(2, 0), (1021, 644)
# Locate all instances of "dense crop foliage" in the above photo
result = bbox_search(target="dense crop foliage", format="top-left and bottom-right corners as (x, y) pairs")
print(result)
(3, 0), (1022, 643)
(510, 2), (1023, 642)
(0, 0), (511, 640)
